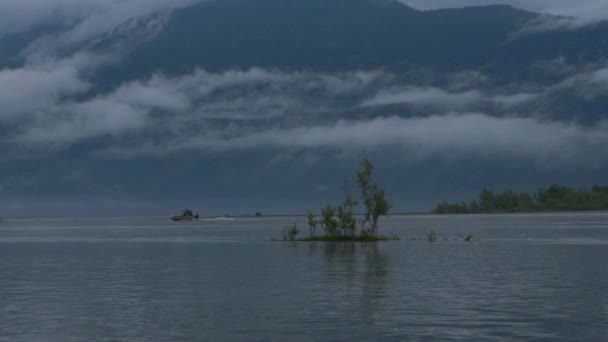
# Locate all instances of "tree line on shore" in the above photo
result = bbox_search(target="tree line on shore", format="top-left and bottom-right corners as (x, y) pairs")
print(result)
(434, 185), (608, 214)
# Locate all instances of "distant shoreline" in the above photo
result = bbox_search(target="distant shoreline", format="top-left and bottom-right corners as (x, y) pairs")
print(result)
(260, 208), (608, 216)
(3, 210), (608, 221)
(433, 185), (608, 215)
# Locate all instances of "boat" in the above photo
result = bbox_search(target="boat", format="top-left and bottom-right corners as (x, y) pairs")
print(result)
(170, 209), (200, 221)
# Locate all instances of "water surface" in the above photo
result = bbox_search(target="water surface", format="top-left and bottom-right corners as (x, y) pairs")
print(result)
(1, 214), (607, 341)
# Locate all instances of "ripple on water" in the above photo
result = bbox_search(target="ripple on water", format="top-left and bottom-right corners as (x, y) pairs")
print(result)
(1, 215), (607, 341)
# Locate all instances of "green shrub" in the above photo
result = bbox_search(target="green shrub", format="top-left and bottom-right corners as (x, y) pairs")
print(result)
(279, 159), (393, 242)
(306, 212), (317, 237)
(357, 159), (391, 238)
(321, 205), (339, 237)
(282, 224), (300, 241)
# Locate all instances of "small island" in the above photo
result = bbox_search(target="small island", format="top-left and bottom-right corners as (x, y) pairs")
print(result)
(434, 185), (608, 214)
(282, 159), (396, 242)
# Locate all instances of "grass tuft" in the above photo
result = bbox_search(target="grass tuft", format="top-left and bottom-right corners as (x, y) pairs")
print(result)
(281, 224), (300, 241)
(459, 234), (474, 242)
(426, 230), (438, 242)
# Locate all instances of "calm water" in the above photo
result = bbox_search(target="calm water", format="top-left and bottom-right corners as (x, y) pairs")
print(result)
(1, 214), (607, 341)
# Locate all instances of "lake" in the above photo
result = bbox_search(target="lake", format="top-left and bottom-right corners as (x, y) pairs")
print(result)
(1, 213), (607, 341)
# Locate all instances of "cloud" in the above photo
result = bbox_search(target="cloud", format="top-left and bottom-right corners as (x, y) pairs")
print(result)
(554, 65), (608, 90)
(513, 15), (575, 35)
(0, 63), (90, 122)
(0, 0), (204, 61)
(588, 68), (608, 86)
(101, 114), (608, 167)
(4, 67), (383, 146)
(529, 65), (608, 104)
(362, 87), (483, 108)
(4, 65), (539, 149)
(0, 0), (202, 38)
(492, 93), (540, 106)
(0, 62), (603, 170)
(362, 87), (538, 108)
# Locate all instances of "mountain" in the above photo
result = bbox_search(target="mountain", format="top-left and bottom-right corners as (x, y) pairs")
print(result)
(96, 1), (528, 83)
(5, 0), (608, 88)
(93, 0), (608, 86)
(84, 0), (608, 125)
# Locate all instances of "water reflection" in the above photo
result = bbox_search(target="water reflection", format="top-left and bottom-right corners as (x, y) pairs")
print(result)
(3, 216), (608, 341)
(308, 242), (389, 321)
(361, 244), (388, 321)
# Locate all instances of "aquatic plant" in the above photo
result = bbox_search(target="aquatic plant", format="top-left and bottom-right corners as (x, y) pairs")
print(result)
(337, 191), (358, 238)
(320, 205), (339, 237)
(282, 224), (300, 241)
(306, 211), (317, 237)
(460, 234), (474, 242)
(426, 230), (438, 242)
(357, 159), (391, 238)
(281, 159), (393, 242)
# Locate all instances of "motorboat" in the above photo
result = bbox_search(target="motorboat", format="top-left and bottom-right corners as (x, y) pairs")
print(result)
(170, 209), (199, 221)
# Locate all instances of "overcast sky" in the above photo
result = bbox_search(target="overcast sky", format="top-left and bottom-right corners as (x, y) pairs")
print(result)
(1, 0), (608, 216)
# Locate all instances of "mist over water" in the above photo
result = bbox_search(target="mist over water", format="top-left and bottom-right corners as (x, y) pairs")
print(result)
(1, 214), (607, 341)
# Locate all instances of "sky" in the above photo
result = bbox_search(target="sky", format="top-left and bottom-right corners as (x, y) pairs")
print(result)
(1, 0), (608, 217)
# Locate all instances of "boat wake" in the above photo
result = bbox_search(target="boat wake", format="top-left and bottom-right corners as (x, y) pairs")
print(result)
(203, 217), (236, 221)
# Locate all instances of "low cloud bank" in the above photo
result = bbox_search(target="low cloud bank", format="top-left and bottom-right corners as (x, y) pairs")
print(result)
(2, 60), (608, 167)
(5, 67), (383, 145)
(103, 114), (608, 168)
(362, 87), (539, 108)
